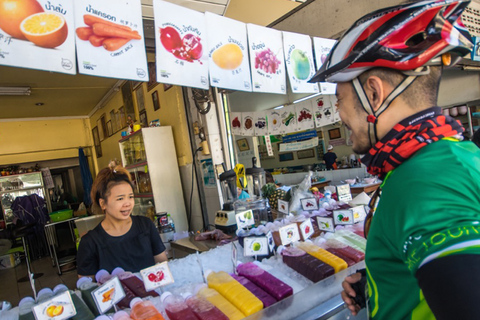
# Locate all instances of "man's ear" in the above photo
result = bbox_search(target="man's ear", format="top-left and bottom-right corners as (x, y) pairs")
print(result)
(364, 76), (386, 112)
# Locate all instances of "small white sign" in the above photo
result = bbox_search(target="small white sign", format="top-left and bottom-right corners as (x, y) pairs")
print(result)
(243, 237), (269, 256)
(235, 210), (255, 229)
(33, 291), (76, 320)
(232, 242), (238, 275)
(301, 198), (318, 211)
(140, 261), (175, 291)
(334, 209), (354, 225)
(278, 200), (289, 214)
(299, 219), (314, 240)
(92, 277), (125, 314)
(317, 216), (335, 232)
(351, 205), (367, 223)
(279, 223), (300, 245)
(336, 184), (352, 202)
(266, 231), (275, 252)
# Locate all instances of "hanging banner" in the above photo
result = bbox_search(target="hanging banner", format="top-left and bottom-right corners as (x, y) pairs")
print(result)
(0, 0), (76, 74)
(74, 0), (148, 81)
(267, 110), (282, 135)
(282, 31), (318, 93)
(154, 1), (208, 89)
(295, 100), (315, 131)
(253, 112), (267, 136)
(313, 37), (337, 94)
(280, 105), (298, 134)
(247, 24), (286, 94)
(279, 137), (319, 152)
(283, 130), (317, 143)
(331, 95), (340, 122)
(230, 112), (242, 136)
(242, 112), (254, 136)
(205, 12), (252, 92)
(313, 95), (335, 128)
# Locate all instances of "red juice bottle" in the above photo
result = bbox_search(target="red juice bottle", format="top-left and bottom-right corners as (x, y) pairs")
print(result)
(160, 292), (198, 320)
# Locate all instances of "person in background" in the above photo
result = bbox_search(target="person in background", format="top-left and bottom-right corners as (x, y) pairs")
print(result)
(77, 165), (167, 278)
(472, 128), (480, 148)
(237, 187), (250, 200)
(310, 1), (480, 319)
(323, 145), (337, 170)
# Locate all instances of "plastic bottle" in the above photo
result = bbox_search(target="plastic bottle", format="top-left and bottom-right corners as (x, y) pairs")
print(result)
(77, 276), (111, 316)
(36, 288), (54, 303)
(113, 310), (133, 320)
(109, 268), (140, 308)
(0, 300), (18, 320)
(96, 269), (114, 284)
(160, 292), (197, 320)
(129, 297), (165, 320)
(182, 292), (228, 320)
(115, 270), (159, 299)
(195, 284), (244, 320)
(281, 246), (334, 282)
(236, 262), (293, 302)
(53, 283), (95, 320)
(167, 214), (175, 233)
(206, 271), (263, 316)
(18, 297), (35, 320)
(95, 316), (111, 320)
(230, 274), (277, 308)
(295, 242), (348, 273)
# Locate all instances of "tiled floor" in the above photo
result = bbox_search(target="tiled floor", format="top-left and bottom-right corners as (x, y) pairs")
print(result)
(0, 256), (78, 307)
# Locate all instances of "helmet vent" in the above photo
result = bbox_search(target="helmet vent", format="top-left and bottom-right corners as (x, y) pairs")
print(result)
(406, 32), (427, 47)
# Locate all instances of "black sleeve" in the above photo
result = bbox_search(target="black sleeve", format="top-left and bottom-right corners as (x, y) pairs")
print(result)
(416, 254), (480, 320)
(76, 232), (99, 276)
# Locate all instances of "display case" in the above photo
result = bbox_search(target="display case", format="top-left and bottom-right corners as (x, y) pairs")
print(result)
(119, 126), (188, 232)
(0, 172), (52, 227)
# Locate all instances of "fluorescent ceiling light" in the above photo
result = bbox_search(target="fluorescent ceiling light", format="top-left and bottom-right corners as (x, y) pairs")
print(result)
(293, 93), (321, 104)
(274, 105), (284, 109)
(0, 86), (31, 96)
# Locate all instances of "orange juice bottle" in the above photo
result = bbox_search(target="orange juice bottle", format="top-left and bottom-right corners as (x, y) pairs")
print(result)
(195, 284), (245, 320)
(295, 242), (348, 273)
(206, 271), (263, 316)
(129, 298), (165, 320)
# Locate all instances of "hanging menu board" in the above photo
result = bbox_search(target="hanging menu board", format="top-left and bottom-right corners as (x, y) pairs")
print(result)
(154, 0), (208, 89)
(313, 37), (337, 94)
(282, 31), (319, 93)
(74, 0), (148, 81)
(205, 12), (252, 92)
(0, 0), (76, 74)
(247, 24), (286, 94)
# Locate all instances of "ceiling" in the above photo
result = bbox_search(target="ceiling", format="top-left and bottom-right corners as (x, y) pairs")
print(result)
(0, 0), (232, 120)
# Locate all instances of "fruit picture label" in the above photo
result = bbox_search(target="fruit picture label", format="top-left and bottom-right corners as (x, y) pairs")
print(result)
(279, 223), (300, 245)
(278, 199), (289, 215)
(334, 209), (354, 225)
(253, 111), (267, 136)
(336, 184), (352, 202)
(0, 0), (76, 74)
(295, 102), (315, 131)
(33, 291), (76, 320)
(283, 31), (319, 93)
(230, 112), (242, 136)
(280, 105), (297, 134)
(301, 198), (318, 211)
(317, 216), (335, 233)
(235, 209), (255, 230)
(313, 37), (337, 94)
(154, 0), (208, 89)
(247, 23), (286, 94)
(244, 237), (269, 256)
(140, 261), (174, 291)
(300, 219), (314, 240)
(206, 12), (252, 92)
(267, 110), (281, 135)
(92, 276), (126, 314)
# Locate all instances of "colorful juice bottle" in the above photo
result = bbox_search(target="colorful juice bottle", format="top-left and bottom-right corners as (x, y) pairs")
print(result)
(77, 277), (114, 316)
(18, 297), (36, 320)
(120, 274), (159, 298)
(95, 269), (114, 284)
(325, 248), (356, 267)
(325, 238), (365, 262)
(336, 230), (367, 251)
(130, 297), (165, 320)
(109, 269), (139, 308)
(160, 292), (198, 320)
(183, 292), (229, 320)
(281, 246), (334, 282)
(195, 284), (245, 320)
(236, 262), (292, 301)
(231, 274), (277, 308)
(113, 310), (134, 320)
(295, 242), (348, 273)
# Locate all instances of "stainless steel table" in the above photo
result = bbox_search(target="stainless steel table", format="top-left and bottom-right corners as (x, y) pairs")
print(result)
(44, 217), (77, 275)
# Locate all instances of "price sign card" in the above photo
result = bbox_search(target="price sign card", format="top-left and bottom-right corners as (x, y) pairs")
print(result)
(334, 209), (354, 225)
(336, 184), (352, 202)
(299, 219), (314, 240)
(266, 231), (275, 252)
(232, 242), (238, 275)
(278, 200), (289, 215)
(235, 210), (255, 229)
(140, 261), (174, 291)
(91, 277), (125, 314)
(33, 291), (76, 320)
(243, 237), (269, 256)
(301, 198), (318, 211)
(351, 205), (367, 223)
(316, 216), (334, 232)
(279, 223), (300, 245)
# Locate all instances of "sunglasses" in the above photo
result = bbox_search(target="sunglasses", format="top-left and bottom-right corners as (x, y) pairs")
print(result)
(364, 187), (382, 240)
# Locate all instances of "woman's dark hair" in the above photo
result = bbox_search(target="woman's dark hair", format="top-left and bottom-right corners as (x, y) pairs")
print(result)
(91, 165), (134, 214)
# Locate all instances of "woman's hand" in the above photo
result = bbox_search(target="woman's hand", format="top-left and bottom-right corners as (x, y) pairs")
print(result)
(341, 272), (364, 316)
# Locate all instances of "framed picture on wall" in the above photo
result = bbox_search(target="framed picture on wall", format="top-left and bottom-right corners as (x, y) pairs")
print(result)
(135, 85), (145, 113)
(237, 138), (249, 151)
(328, 128), (341, 140)
(147, 62), (157, 91)
(119, 106), (126, 128)
(139, 110), (148, 128)
(152, 90), (161, 111)
(115, 111), (121, 132)
(110, 110), (117, 133)
(297, 148), (315, 159)
(121, 81), (136, 122)
(279, 152), (294, 162)
(92, 126), (102, 158)
(97, 114), (106, 141)
(107, 120), (113, 137)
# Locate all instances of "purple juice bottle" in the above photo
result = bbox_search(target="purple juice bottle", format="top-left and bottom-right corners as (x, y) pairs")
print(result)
(160, 292), (198, 320)
(183, 292), (229, 320)
(230, 274), (277, 308)
(236, 262), (293, 301)
(281, 246), (334, 282)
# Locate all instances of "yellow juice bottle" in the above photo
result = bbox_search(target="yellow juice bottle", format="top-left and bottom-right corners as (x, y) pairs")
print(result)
(295, 242), (348, 273)
(196, 284), (245, 320)
(206, 271), (263, 316)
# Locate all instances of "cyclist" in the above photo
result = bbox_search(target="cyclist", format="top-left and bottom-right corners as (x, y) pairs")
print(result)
(310, 1), (480, 319)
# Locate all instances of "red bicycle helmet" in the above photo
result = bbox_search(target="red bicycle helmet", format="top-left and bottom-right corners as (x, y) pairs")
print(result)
(310, 0), (473, 83)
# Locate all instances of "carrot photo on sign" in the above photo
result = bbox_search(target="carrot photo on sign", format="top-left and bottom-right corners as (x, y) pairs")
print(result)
(76, 14), (142, 52)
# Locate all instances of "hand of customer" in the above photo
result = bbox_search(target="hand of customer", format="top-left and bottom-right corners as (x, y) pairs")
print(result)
(341, 272), (364, 316)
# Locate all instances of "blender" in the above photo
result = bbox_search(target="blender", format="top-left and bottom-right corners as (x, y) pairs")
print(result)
(215, 169), (239, 233)
(245, 157), (266, 199)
